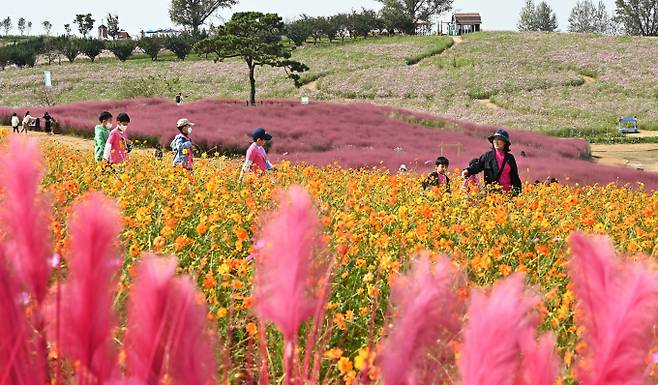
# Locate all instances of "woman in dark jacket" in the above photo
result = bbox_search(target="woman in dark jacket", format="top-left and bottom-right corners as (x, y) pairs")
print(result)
(43, 112), (55, 135)
(462, 129), (522, 194)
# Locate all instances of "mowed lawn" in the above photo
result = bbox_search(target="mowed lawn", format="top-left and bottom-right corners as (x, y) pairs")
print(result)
(1, 32), (657, 140)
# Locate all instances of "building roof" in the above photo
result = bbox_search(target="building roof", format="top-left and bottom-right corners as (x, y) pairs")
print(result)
(454, 13), (481, 24)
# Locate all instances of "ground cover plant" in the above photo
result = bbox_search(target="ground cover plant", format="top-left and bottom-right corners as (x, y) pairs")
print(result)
(3, 98), (658, 188)
(1, 134), (658, 385)
(1, 32), (657, 139)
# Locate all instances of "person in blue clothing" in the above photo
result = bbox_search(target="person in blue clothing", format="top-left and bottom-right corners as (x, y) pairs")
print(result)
(171, 118), (195, 172)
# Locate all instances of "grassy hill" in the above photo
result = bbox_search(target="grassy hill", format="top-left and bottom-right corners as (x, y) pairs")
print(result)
(1, 32), (657, 141)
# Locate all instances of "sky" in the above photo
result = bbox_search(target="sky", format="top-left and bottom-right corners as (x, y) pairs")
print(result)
(1, 0), (617, 36)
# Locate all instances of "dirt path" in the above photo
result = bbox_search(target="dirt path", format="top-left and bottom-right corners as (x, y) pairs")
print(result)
(478, 98), (501, 110)
(581, 75), (595, 84)
(452, 36), (464, 44)
(591, 131), (658, 172)
(302, 81), (319, 92)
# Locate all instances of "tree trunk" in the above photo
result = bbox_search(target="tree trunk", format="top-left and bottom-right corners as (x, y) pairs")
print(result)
(248, 63), (256, 105)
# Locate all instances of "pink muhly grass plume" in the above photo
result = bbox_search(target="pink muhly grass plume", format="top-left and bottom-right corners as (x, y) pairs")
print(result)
(459, 274), (540, 385)
(568, 233), (658, 385)
(0, 135), (52, 303)
(252, 185), (329, 340)
(0, 252), (45, 385)
(47, 193), (122, 384)
(518, 330), (559, 385)
(124, 255), (216, 385)
(251, 185), (330, 385)
(379, 254), (465, 385)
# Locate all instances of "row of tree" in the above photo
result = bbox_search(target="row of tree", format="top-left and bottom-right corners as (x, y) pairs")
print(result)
(519, 0), (658, 36)
(0, 34), (197, 70)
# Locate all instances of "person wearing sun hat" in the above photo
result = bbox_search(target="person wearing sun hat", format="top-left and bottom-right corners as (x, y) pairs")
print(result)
(240, 127), (274, 180)
(171, 118), (195, 172)
(461, 129), (522, 194)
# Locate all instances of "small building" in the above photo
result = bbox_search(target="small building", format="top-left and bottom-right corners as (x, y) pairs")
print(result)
(143, 28), (182, 38)
(414, 19), (432, 36)
(450, 13), (482, 35)
(97, 25), (108, 39)
(117, 30), (131, 40)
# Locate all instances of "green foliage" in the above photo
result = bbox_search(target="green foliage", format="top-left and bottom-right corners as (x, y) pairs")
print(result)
(74, 13), (95, 37)
(614, 0), (658, 36)
(0, 38), (42, 68)
(519, 0), (558, 32)
(79, 38), (105, 62)
(195, 12), (309, 104)
(138, 37), (164, 61)
(2, 17), (12, 36)
(568, 0), (613, 34)
(117, 74), (182, 99)
(286, 18), (313, 46)
(164, 34), (193, 60)
(405, 36), (454, 65)
(61, 38), (80, 63)
(169, 0), (237, 33)
(378, 0), (453, 35)
(351, 8), (383, 38)
(108, 40), (137, 62)
(107, 14), (120, 39)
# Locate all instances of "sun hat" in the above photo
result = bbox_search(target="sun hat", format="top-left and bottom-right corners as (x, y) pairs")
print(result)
(488, 129), (511, 145)
(177, 118), (195, 129)
(252, 127), (272, 141)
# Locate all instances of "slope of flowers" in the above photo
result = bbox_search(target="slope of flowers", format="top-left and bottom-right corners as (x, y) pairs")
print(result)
(3, 98), (657, 188)
(21, 132), (655, 379)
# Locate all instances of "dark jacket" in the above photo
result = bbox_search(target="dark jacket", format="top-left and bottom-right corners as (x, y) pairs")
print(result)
(466, 150), (522, 193)
(422, 171), (451, 192)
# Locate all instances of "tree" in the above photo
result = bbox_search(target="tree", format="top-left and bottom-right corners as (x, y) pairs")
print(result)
(107, 14), (120, 39)
(64, 23), (72, 36)
(169, 0), (238, 34)
(352, 8), (383, 38)
(18, 18), (26, 35)
(138, 37), (164, 60)
(165, 34), (193, 60)
(377, 0), (453, 35)
(307, 16), (328, 45)
(535, 1), (559, 31)
(286, 19), (312, 46)
(27, 21), (32, 35)
(518, 0), (558, 32)
(569, 0), (613, 34)
(2, 17), (12, 36)
(325, 15), (345, 42)
(75, 13), (95, 37)
(195, 12), (309, 105)
(42, 21), (53, 36)
(614, 0), (658, 36)
(61, 38), (80, 63)
(79, 38), (105, 62)
(108, 40), (137, 61)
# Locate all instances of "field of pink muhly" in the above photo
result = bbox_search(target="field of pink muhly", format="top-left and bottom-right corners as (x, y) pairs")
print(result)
(1, 98), (656, 189)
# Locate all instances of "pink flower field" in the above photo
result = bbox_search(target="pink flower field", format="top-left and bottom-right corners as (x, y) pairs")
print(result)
(2, 98), (657, 189)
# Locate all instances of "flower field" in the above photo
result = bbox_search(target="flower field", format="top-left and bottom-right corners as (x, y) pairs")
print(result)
(3, 98), (658, 188)
(1, 32), (657, 140)
(1, 129), (654, 384)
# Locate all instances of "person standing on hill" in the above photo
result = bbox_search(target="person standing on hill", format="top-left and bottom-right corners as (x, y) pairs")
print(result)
(175, 93), (183, 106)
(11, 113), (20, 133)
(94, 111), (113, 162)
(171, 118), (195, 172)
(462, 129), (522, 194)
(103, 113), (131, 165)
(43, 112), (55, 135)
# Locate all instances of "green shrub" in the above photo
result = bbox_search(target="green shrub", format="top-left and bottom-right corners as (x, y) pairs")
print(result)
(405, 37), (454, 65)
(61, 38), (80, 63)
(165, 34), (192, 61)
(79, 38), (105, 62)
(108, 40), (138, 62)
(138, 37), (164, 61)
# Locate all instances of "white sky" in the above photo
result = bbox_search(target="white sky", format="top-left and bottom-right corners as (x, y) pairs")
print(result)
(2, 0), (617, 35)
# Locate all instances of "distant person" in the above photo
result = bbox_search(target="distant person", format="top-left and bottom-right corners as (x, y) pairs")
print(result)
(240, 128), (274, 179)
(154, 144), (164, 161)
(175, 93), (183, 106)
(171, 118), (195, 172)
(422, 156), (451, 192)
(103, 113), (131, 165)
(462, 129), (522, 194)
(43, 112), (55, 135)
(398, 164), (408, 174)
(11, 113), (20, 133)
(22, 111), (35, 133)
(94, 111), (113, 162)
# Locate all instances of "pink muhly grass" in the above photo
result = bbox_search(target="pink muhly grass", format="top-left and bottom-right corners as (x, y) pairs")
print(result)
(379, 254), (465, 385)
(518, 331), (560, 385)
(46, 193), (122, 384)
(0, 135), (52, 304)
(568, 233), (658, 385)
(0, 252), (45, 385)
(459, 274), (539, 385)
(124, 255), (216, 385)
(252, 185), (331, 385)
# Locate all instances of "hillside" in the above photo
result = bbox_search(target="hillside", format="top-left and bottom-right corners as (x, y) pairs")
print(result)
(1, 32), (657, 141)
